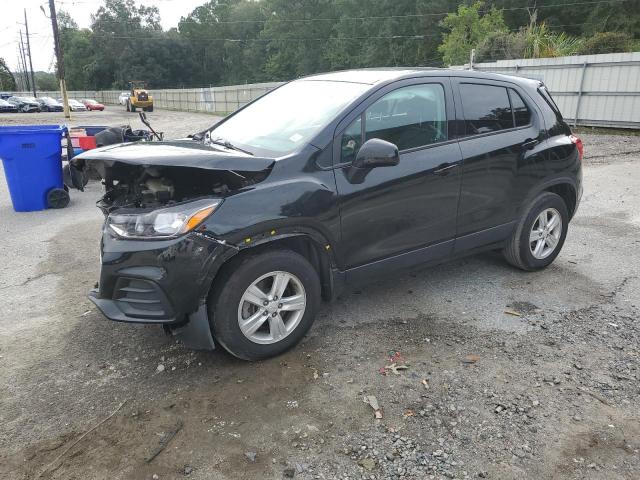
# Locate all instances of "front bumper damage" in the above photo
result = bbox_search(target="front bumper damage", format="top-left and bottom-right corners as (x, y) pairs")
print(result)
(88, 228), (233, 350)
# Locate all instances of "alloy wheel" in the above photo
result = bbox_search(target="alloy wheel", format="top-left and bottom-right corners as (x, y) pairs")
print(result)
(529, 207), (563, 259)
(237, 271), (307, 345)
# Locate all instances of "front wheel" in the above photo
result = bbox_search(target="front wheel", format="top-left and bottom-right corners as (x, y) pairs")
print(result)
(503, 192), (569, 271)
(209, 249), (321, 360)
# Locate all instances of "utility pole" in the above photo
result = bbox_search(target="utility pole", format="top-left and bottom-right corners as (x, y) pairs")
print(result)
(18, 32), (30, 92)
(15, 52), (25, 91)
(469, 48), (475, 71)
(24, 9), (37, 97)
(48, 0), (70, 118)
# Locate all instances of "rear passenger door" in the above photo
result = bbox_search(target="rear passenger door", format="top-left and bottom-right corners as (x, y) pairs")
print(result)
(452, 79), (546, 250)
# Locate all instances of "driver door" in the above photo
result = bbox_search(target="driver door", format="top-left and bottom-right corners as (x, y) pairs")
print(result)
(333, 78), (462, 280)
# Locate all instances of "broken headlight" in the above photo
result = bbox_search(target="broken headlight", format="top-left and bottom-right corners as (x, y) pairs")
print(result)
(107, 199), (222, 239)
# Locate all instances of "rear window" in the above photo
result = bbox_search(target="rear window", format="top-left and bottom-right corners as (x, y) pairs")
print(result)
(460, 84), (513, 135)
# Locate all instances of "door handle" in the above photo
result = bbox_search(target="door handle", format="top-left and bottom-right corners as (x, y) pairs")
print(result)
(522, 138), (539, 150)
(433, 162), (459, 176)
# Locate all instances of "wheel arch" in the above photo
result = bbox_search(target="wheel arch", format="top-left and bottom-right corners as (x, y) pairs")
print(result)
(519, 177), (578, 220)
(205, 232), (339, 308)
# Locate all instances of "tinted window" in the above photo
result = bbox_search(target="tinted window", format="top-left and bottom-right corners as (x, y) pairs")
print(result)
(509, 89), (531, 127)
(460, 84), (513, 135)
(364, 84), (447, 151)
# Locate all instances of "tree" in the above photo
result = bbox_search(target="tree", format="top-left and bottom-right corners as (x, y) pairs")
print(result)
(260, 0), (336, 80)
(438, 2), (508, 65)
(578, 31), (634, 54)
(90, 0), (162, 88)
(475, 30), (527, 62)
(522, 22), (584, 58)
(34, 72), (58, 90)
(0, 57), (17, 90)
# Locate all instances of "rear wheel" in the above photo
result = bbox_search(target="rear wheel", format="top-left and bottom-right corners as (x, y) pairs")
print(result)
(503, 192), (568, 271)
(209, 249), (321, 360)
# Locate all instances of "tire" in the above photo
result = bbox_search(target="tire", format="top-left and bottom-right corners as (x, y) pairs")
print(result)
(147, 106), (153, 112)
(209, 249), (321, 360)
(503, 192), (569, 271)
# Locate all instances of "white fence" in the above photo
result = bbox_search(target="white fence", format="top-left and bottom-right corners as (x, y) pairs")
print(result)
(11, 52), (640, 128)
(453, 52), (640, 129)
(94, 82), (283, 113)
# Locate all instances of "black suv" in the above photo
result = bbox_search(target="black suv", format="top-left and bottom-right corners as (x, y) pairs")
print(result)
(74, 69), (583, 360)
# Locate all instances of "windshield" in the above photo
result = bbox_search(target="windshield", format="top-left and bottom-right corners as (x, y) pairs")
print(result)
(209, 80), (369, 156)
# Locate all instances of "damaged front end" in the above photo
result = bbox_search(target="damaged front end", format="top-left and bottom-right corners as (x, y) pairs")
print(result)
(71, 140), (275, 350)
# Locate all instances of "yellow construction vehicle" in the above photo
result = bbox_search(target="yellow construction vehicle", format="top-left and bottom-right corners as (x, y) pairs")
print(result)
(126, 81), (154, 112)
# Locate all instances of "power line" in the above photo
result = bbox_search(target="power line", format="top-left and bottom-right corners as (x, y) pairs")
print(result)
(57, 0), (626, 25)
(86, 21), (599, 43)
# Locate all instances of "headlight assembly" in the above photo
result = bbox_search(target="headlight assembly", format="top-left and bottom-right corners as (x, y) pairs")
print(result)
(107, 199), (222, 239)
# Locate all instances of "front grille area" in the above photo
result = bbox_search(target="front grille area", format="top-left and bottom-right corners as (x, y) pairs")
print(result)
(113, 277), (173, 320)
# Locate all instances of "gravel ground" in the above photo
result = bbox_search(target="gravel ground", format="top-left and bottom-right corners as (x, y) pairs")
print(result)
(0, 110), (638, 480)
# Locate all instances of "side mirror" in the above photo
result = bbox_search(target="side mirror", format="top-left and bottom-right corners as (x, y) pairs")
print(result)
(353, 138), (400, 169)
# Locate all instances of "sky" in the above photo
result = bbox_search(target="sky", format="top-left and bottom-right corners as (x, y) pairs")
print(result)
(0, 0), (208, 72)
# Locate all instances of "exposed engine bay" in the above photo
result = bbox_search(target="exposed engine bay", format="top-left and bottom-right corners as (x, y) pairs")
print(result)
(68, 128), (276, 215)
(96, 163), (267, 214)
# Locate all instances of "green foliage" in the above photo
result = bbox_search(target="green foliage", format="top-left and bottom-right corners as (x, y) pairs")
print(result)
(34, 72), (58, 90)
(0, 57), (17, 90)
(522, 23), (584, 58)
(577, 31), (634, 54)
(55, 0), (640, 90)
(475, 31), (527, 62)
(438, 2), (508, 65)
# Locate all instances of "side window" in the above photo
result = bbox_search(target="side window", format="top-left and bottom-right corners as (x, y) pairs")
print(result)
(460, 83), (513, 135)
(509, 89), (531, 127)
(340, 116), (362, 164)
(365, 84), (447, 151)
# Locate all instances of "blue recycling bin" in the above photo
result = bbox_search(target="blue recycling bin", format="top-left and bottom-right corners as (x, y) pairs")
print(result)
(0, 125), (68, 212)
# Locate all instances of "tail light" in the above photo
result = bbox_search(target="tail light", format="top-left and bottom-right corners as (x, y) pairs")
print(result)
(570, 134), (584, 161)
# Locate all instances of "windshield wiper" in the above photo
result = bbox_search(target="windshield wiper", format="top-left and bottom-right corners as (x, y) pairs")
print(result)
(209, 137), (253, 156)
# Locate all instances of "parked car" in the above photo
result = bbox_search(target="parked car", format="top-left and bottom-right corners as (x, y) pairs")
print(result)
(58, 98), (87, 112)
(74, 69), (583, 360)
(0, 92), (12, 100)
(6, 96), (40, 112)
(0, 98), (18, 112)
(82, 99), (105, 111)
(36, 97), (64, 112)
(118, 92), (130, 105)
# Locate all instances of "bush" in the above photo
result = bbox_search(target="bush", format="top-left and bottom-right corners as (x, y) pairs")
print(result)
(475, 31), (527, 62)
(578, 32), (633, 55)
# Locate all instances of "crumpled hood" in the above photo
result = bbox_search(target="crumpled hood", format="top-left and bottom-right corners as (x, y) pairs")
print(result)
(72, 140), (275, 172)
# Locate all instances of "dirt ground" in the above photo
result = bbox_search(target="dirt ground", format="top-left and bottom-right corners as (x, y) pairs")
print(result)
(0, 109), (638, 480)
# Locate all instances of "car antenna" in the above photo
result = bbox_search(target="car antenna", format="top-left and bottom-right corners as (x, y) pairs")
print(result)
(138, 111), (163, 141)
